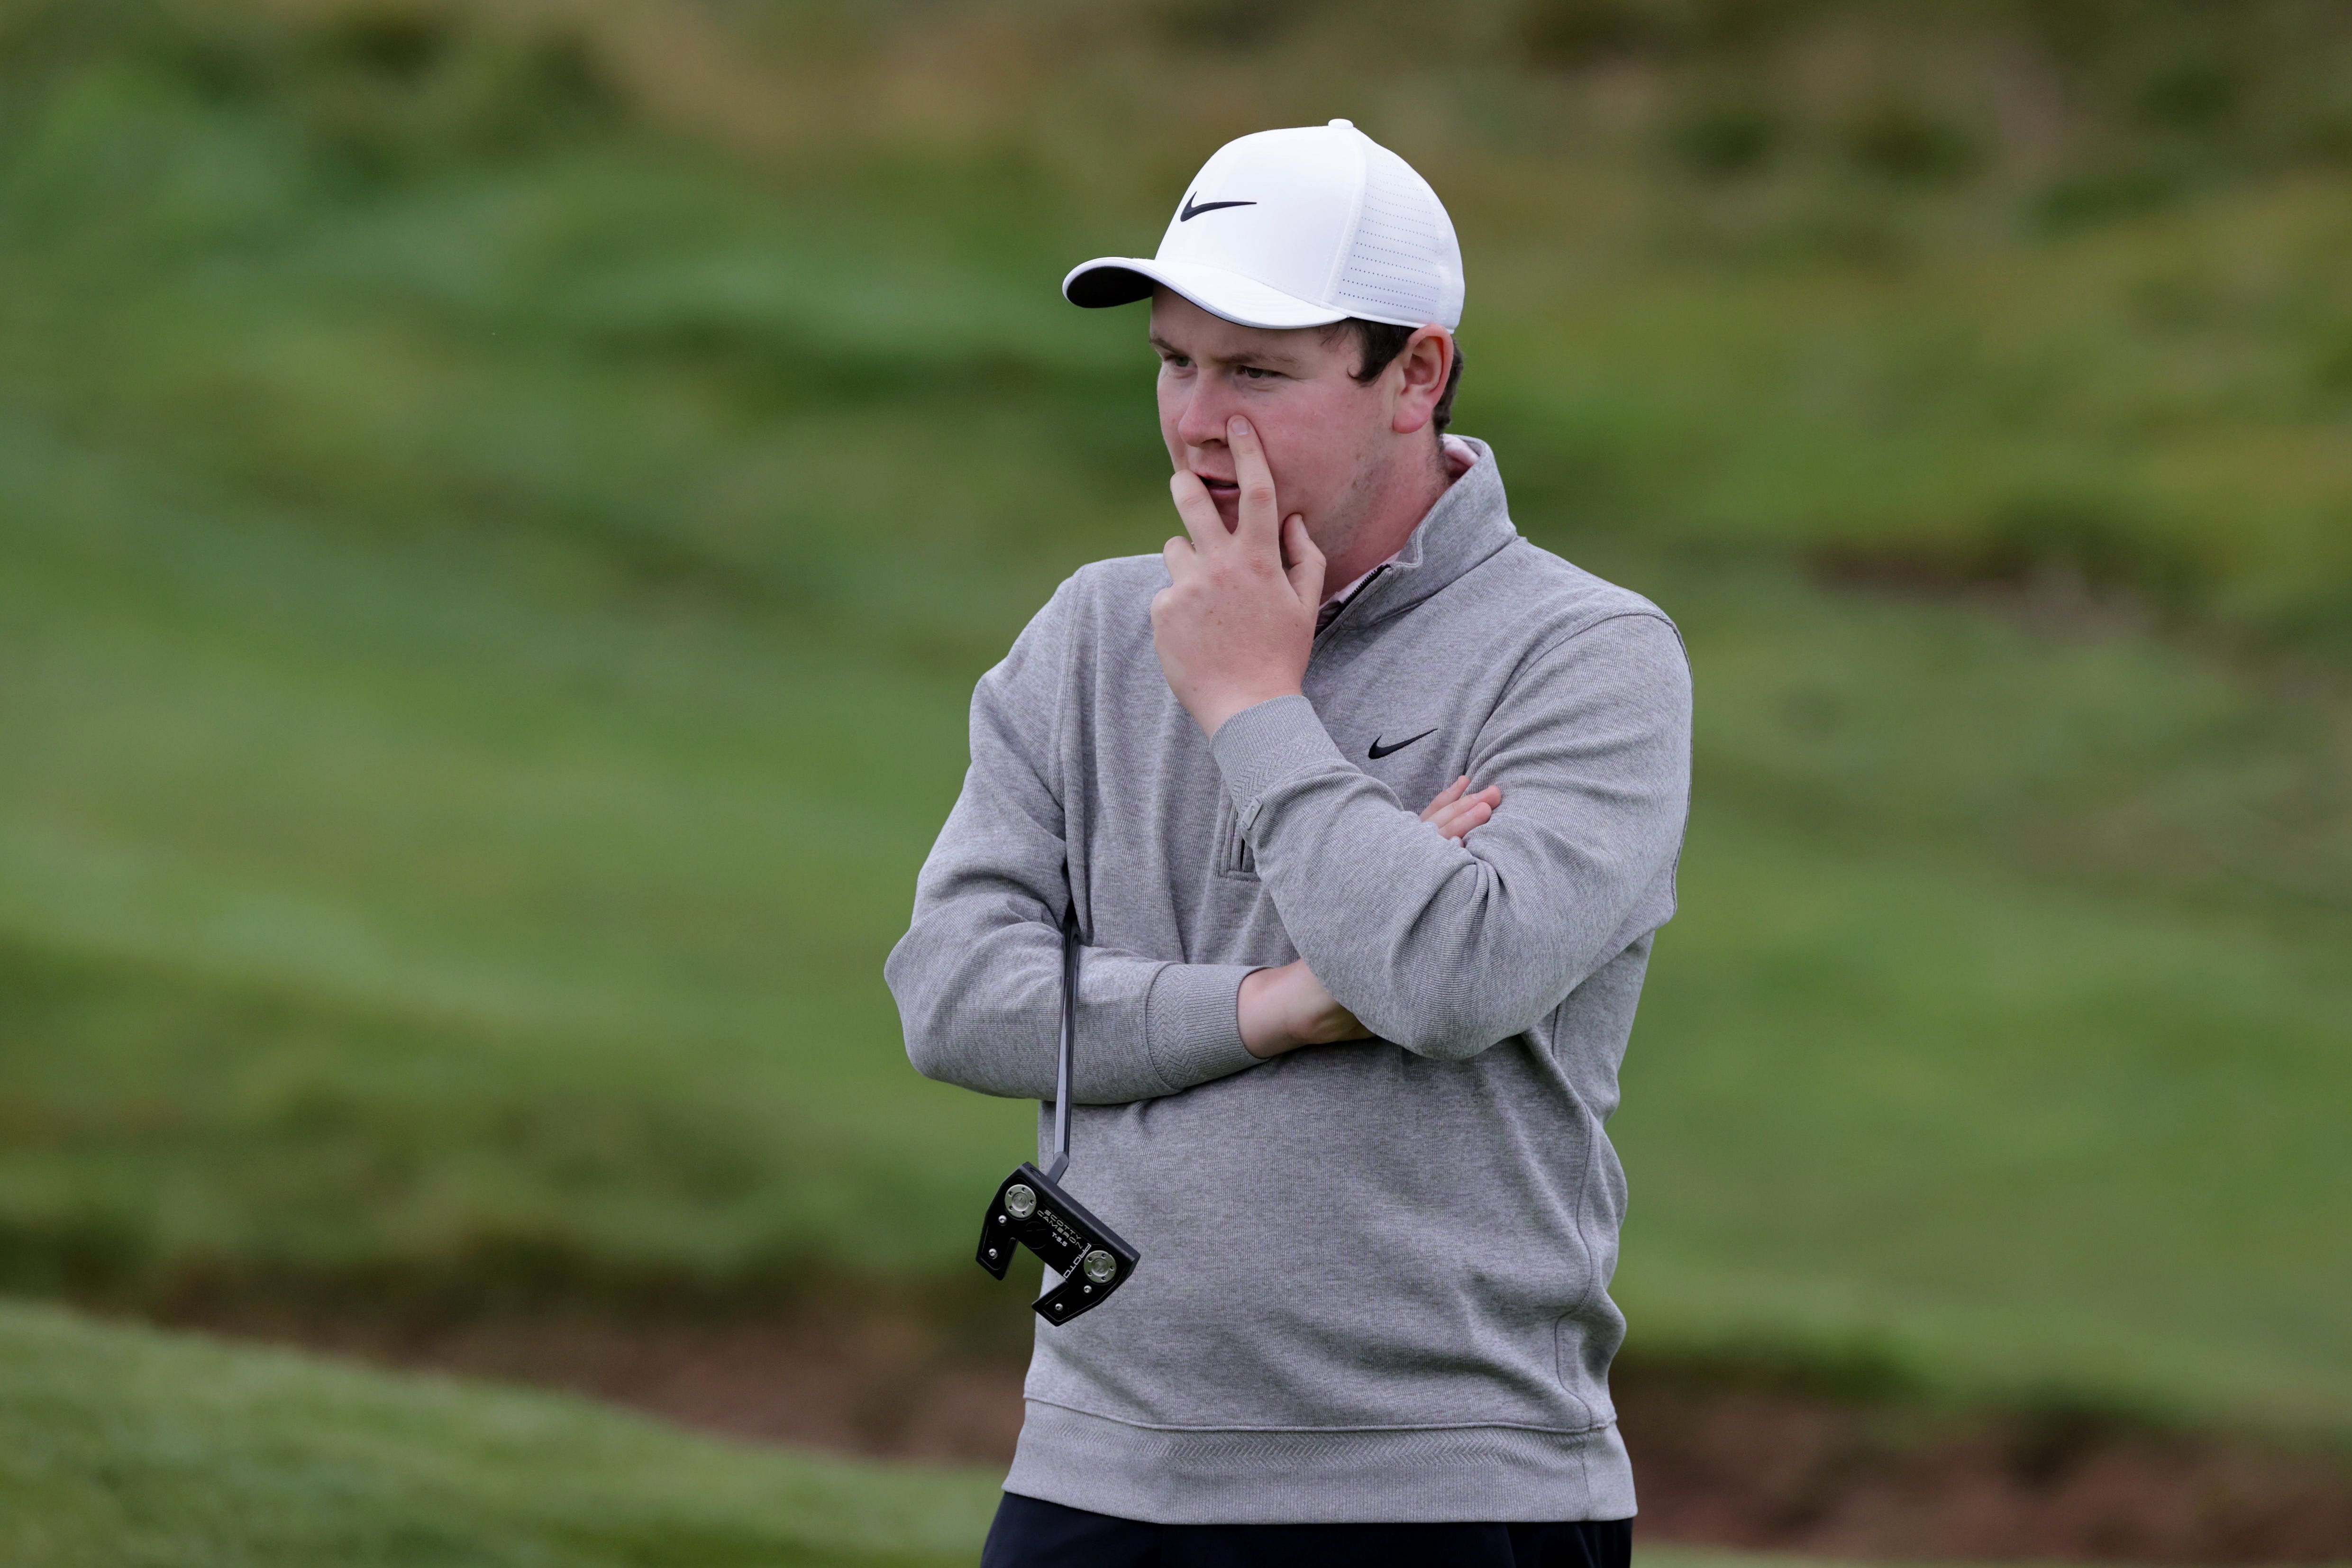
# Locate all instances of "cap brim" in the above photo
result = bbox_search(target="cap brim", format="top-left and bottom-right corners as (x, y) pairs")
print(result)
(1061, 257), (1349, 330)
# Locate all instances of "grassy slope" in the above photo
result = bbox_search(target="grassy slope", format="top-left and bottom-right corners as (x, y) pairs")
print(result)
(1472, 172), (2352, 647)
(0, 26), (2348, 1437)
(0, 1298), (1001, 1568)
(1617, 566), (2352, 1422)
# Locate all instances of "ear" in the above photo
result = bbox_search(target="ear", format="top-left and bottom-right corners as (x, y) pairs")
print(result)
(1389, 327), (1454, 437)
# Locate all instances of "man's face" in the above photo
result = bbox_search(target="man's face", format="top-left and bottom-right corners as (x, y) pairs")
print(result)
(1149, 290), (1399, 559)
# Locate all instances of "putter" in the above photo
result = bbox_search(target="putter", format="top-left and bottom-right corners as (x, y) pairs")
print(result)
(974, 916), (1140, 1324)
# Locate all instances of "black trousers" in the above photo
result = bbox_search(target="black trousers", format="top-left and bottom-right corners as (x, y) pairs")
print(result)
(980, 1492), (1634, 1568)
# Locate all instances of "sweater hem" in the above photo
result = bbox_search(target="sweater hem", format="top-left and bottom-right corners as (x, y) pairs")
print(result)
(1003, 1399), (1638, 1524)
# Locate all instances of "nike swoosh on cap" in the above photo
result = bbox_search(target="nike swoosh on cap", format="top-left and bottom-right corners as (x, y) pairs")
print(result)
(1179, 192), (1257, 221)
(1367, 729), (1437, 760)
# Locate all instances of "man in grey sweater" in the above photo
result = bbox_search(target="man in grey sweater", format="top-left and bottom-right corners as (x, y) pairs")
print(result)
(885, 121), (1692, 1568)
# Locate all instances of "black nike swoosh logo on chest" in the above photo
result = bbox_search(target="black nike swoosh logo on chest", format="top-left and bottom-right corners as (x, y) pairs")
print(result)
(1179, 193), (1257, 221)
(1367, 729), (1437, 760)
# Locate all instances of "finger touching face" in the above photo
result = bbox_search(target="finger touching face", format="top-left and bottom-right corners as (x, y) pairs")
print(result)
(1223, 415), (1283, 547)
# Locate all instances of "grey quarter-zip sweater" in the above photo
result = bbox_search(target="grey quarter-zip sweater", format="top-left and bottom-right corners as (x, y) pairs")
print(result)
(884, 437), (1691, 1525)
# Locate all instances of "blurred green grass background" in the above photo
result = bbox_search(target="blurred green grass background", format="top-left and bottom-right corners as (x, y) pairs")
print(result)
(1, 0), (2349, 1491)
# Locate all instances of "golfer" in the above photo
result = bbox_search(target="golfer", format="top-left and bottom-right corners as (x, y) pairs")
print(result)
(886, 121), (1692, 1568)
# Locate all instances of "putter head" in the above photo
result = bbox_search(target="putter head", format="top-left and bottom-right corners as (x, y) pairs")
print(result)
(975, 1162), (1140, 1324)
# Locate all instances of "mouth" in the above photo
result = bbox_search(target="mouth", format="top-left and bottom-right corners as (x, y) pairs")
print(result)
(1195, 474), (1239, 501)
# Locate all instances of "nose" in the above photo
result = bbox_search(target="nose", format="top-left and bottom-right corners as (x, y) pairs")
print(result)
(1172, 374), (1235, 455)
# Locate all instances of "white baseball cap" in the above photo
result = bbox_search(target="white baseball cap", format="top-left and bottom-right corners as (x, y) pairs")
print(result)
(1063, 119), (1464, 332)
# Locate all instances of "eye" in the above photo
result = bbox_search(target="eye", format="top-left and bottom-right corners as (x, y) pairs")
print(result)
(1238, 365), (1275, 380)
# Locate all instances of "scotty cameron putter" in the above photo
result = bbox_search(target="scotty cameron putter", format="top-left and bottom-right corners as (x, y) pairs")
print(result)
(975, 915), (1140, 1323)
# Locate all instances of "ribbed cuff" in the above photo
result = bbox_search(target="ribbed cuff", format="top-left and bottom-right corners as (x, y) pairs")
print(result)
(1206, 694), (1351, 833)
(1142, 962), (1263, 1092)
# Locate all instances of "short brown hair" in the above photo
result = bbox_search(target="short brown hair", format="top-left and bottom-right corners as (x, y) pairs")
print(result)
(1321, 319), (1466, 433)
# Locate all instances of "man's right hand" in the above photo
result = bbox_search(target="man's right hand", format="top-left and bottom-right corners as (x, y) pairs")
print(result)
(1237, 775), (1501, 1058)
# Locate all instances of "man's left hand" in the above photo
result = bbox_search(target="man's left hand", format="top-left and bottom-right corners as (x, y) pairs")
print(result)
(1152, 415), (1325, 738)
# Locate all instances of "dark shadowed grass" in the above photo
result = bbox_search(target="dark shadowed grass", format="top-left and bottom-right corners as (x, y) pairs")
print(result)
(0, 1299), (1001, 1567)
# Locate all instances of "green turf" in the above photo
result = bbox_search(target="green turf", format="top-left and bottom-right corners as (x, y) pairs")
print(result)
(0, 0), (2348, 1448)
(0, 1298), (1002, 1567)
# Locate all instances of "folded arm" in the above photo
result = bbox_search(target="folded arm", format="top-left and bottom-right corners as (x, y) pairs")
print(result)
(1236, 773), (1500, 1057)
(884, 581), (1265, 1103)
(1209, 612), (1692, 1060)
